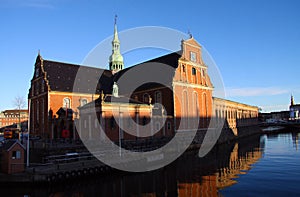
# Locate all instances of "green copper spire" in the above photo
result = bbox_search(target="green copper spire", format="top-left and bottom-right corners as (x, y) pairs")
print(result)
(109, 15), (124, 74)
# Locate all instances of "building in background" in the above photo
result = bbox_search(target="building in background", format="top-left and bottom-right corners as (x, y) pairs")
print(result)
(0, 140), (25, 174)
(0, 109), (28, 130)
(290, 95), (300, 121)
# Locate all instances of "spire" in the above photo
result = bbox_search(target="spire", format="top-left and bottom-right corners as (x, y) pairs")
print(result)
(291, 94), (295, 106)
(109, 15), (124, 74)
(36, 49), (43, 63)
(113, 15), (119, 43)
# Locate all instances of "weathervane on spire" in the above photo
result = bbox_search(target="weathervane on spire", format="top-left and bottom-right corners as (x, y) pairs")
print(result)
(188, 29), (193, 38)
(114, 14), (118, 25)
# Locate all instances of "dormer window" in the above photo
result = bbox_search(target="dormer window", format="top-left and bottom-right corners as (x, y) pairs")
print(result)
(190, 51), (196, 62)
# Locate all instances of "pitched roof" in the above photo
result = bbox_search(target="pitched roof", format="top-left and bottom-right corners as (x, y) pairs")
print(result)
(36, 50), (181, 96)
(1, 140), (25, 151)
(113, 51), (181, 94)
(291, 104), (300, 108)
(42, 60), (113, 94)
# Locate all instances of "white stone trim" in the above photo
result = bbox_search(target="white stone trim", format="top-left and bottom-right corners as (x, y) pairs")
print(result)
(172, 81), (213, 90)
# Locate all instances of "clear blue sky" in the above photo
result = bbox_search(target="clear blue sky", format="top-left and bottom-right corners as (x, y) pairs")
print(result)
(0, 0), (300, 112)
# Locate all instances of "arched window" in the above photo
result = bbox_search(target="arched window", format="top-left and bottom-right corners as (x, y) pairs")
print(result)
(41, 79), (45, 92)
(63, 98), (71, 108)
(143, 93), (149, 103)
(155, 122), (161, 131)
(202, 93), (208, 127)
(155, 91), (162, 103)
(110, 117), (115, 129)
(95, 118), (98, 128)
(193, 92), (199, 120)
(182, 90), (188, 129)
(190, 51), (196, 62)
(167, 121), (171, 130)
(202, 69), (206, 77)
(81, 98), (88, 106)
(142, 116), (147, 125)
(192, 67), (196, 75)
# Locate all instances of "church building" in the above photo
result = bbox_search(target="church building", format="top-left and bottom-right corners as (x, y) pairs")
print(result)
(28, 19), (259, 141)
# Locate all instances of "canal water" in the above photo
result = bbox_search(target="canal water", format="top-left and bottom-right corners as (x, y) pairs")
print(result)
(2, 131), (300, 196)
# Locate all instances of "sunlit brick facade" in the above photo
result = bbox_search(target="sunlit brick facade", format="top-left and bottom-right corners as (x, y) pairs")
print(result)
(28, 22), (258, 141)
(0, 109), (28, 129)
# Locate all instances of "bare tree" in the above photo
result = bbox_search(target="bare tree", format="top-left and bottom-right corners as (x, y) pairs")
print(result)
(13, 95), (26, 129)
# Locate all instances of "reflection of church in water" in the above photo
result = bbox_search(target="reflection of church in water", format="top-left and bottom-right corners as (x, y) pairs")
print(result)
(28, 19), (259, 141)
(45, 135), (264, 196)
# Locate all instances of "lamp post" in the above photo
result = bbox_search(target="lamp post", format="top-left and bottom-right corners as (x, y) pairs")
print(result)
(26, 99), (31, 167)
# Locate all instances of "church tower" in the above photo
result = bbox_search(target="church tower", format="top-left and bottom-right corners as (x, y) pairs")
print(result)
(291, 94), (295, 106)
(109, 15), (124, 74)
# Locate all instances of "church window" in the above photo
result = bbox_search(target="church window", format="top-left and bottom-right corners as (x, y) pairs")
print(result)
(190, 51), (196, 62)
(143, 93), (149, 103)
(110, 117), (115, 129)
(81, 98), (88, 106)
(167, 122), (171, 130)
(142, 116), (147, 125)
(155, 91), (162, 103)
(35, 83), (39, 95)
(35, 68), (39, 77)
(41, 79), (45, 92)
(95, 118), (98, 128)
(192, 67), (196, 75)
(155, 122), (161, 131)
(63, 98), (71, 108)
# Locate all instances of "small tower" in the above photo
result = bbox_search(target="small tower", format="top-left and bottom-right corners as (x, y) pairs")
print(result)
(109, 15), (124, 74)
(291, 95), (295, 106)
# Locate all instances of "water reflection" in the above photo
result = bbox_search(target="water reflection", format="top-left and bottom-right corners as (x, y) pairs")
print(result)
(2, 134), (267, 197)
(292, 132), (300, 150)
(176, 135), (264, 196)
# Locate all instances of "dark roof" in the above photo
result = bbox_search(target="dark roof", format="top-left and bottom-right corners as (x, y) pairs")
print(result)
(43, 60), (113, 94)
(2, 109), (28, 114)
(291, 104), (300, 107)
(146, 50), (181, 68)
(37, 50), (181, 96)
(113, 51), (181, 94)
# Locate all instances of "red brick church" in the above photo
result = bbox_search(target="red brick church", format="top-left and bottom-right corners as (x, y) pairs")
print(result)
(28, 20), (258, 141)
